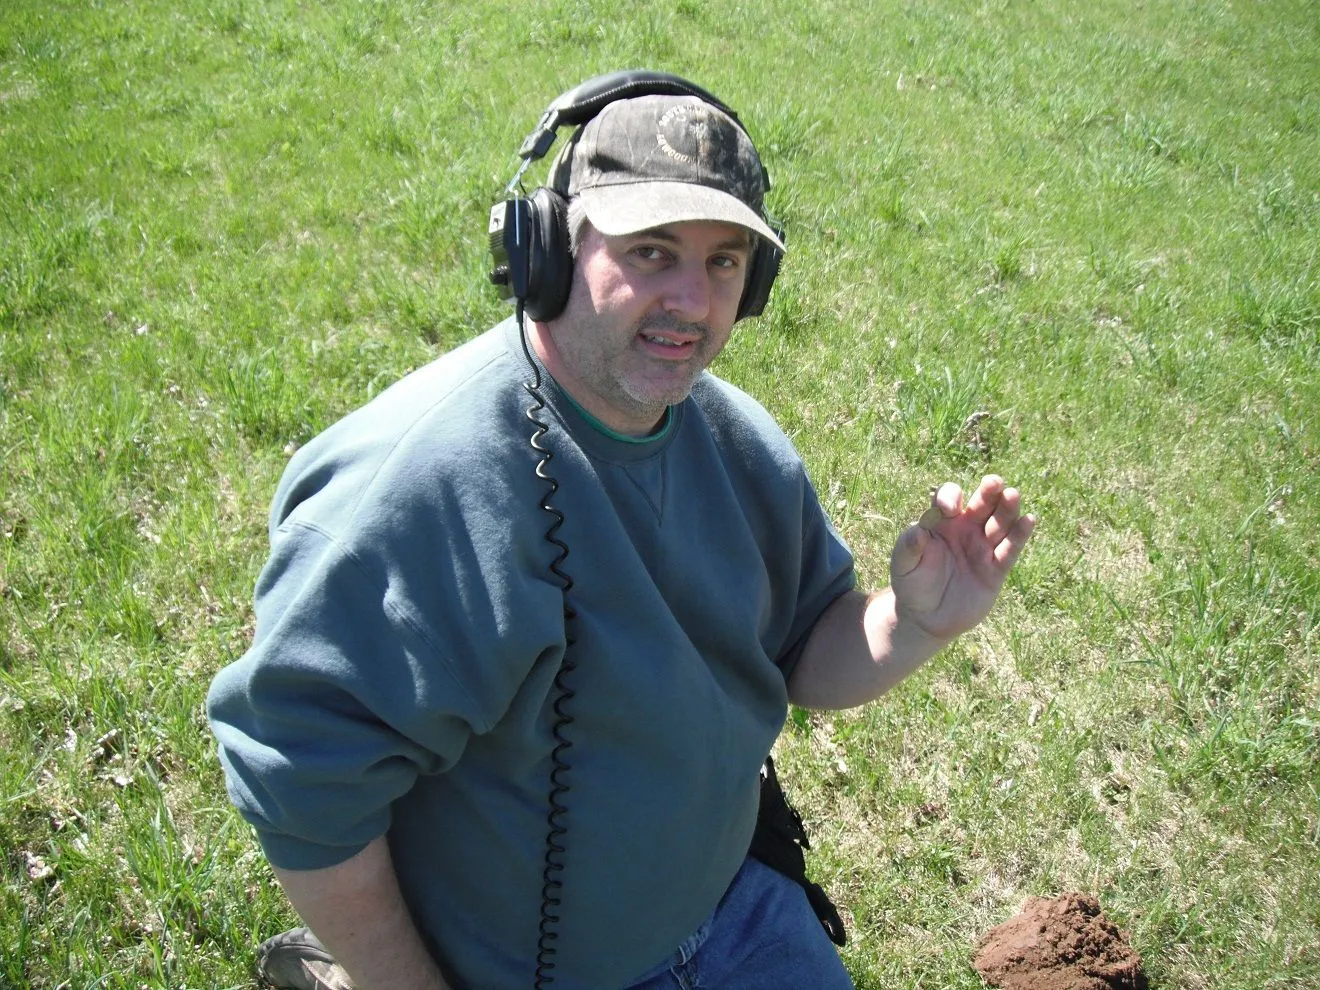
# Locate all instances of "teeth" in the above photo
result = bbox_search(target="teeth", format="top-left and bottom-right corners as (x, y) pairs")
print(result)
(643, 334), (682, 347)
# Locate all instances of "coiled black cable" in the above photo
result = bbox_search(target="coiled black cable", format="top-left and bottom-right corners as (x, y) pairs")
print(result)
(518, 304), (578, 989)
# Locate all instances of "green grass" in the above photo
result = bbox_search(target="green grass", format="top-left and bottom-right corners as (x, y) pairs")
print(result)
(2, 0), (1318, 987)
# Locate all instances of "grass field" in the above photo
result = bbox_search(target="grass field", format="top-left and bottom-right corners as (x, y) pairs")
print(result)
(2, 0), (1317, 987)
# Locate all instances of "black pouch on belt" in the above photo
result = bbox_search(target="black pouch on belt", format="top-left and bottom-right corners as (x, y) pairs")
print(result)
(748, 754), (847, 946)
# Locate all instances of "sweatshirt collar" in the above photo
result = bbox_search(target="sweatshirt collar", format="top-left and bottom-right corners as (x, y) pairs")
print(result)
(500, 316), (683, 463)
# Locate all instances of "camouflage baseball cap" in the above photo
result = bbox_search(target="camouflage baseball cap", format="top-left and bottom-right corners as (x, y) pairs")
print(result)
(549, 94), (784, 250)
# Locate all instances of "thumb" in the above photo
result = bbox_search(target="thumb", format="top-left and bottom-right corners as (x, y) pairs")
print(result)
(890, 522), (930, 579)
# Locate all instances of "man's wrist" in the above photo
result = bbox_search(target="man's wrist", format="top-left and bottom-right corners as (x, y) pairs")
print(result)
(877, 590), (957, 661)
(892, 586), (966, 646)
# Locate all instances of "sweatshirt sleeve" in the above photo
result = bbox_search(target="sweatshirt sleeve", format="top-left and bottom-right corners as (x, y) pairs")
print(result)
(774, 470), (856, 679)
(207, 506), (561, 870)
(207, 521), (473, 868)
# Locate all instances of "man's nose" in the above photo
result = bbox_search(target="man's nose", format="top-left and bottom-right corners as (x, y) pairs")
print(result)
(660, 262), (712, 323)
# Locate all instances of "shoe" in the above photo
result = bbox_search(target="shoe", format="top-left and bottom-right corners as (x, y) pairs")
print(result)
(256, 927), (356, 990)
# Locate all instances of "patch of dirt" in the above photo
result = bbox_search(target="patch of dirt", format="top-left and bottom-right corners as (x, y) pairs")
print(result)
(973, 892), (1148, 990)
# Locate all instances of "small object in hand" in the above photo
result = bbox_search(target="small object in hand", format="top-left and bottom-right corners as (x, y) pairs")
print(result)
(918, 505), (945, 530)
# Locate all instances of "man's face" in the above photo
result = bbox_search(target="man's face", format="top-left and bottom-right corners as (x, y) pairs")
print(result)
(538, 220), (752, 437)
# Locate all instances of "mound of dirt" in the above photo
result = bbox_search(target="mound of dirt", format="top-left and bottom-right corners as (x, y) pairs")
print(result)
(973, 892), (1148, 990)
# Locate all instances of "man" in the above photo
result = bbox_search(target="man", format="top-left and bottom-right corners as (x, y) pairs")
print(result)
(207, 76), (1034, 990)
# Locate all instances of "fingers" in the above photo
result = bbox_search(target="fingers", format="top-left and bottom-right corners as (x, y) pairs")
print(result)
(983, 485), (1021, 545)
(921, 476), (1004, 531)
(963, 475), (1006, 525)
(919, 481), (964, 530)
(992, 513), (1036, 569)
(919, 475), (1035, 563)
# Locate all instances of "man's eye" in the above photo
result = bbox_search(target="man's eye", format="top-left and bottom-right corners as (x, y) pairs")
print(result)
(711, 254), (742, 270)
(633, 245), (667, 262)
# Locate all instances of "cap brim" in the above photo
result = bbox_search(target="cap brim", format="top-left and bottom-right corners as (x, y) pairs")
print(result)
(577, 182), (785, 251)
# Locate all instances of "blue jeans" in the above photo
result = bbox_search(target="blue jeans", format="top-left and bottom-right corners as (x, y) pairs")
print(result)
(623, 857), (855, 990)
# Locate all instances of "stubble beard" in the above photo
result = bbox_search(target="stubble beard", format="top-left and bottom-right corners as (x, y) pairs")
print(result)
(549, 302), (727, 434)
(617, 314), (719, 411)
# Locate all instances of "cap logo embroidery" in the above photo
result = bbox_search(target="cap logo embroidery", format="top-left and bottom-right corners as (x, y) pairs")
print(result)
(656, 103), (712, 166)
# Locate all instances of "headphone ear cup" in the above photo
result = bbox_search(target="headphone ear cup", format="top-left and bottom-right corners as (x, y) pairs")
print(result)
(522, 188), (573, 322)
(736, 239), (783, 321)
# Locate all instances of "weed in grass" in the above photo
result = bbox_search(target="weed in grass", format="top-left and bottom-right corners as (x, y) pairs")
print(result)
(872, 185), (907, 229)
(1229, 273), (1320, 351)
(214, 351), (310, 446)
(1253, 171), (1318, 234)
(753, 104), (825, 165)
(1135, 551), (1318, 791)
(988, 236), (1029, 285)
(891, 364), (998, 470)
(760, 276), (832, 344)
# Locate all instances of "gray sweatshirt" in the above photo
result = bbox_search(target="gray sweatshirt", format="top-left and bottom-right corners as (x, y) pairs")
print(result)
(207, 318), (854, 989)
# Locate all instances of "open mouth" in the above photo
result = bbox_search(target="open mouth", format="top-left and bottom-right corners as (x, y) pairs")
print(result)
(638, 329), (700, 358)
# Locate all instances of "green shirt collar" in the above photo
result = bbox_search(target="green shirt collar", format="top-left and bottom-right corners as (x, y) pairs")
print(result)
(557, 389), (674, 445)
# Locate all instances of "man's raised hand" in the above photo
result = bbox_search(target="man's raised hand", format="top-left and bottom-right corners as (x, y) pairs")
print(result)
(888, 475), (1036, 642)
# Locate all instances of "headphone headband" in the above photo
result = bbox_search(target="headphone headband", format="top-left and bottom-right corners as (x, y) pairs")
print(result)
(516, 70), (744, 164)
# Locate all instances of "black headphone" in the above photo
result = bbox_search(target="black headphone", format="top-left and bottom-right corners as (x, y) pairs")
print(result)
(487, 70), (784, 324)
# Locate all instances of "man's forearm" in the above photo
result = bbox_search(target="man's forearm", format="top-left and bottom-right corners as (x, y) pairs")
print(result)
(787, 588), (952, 710)
(272, 835), (452, 990)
